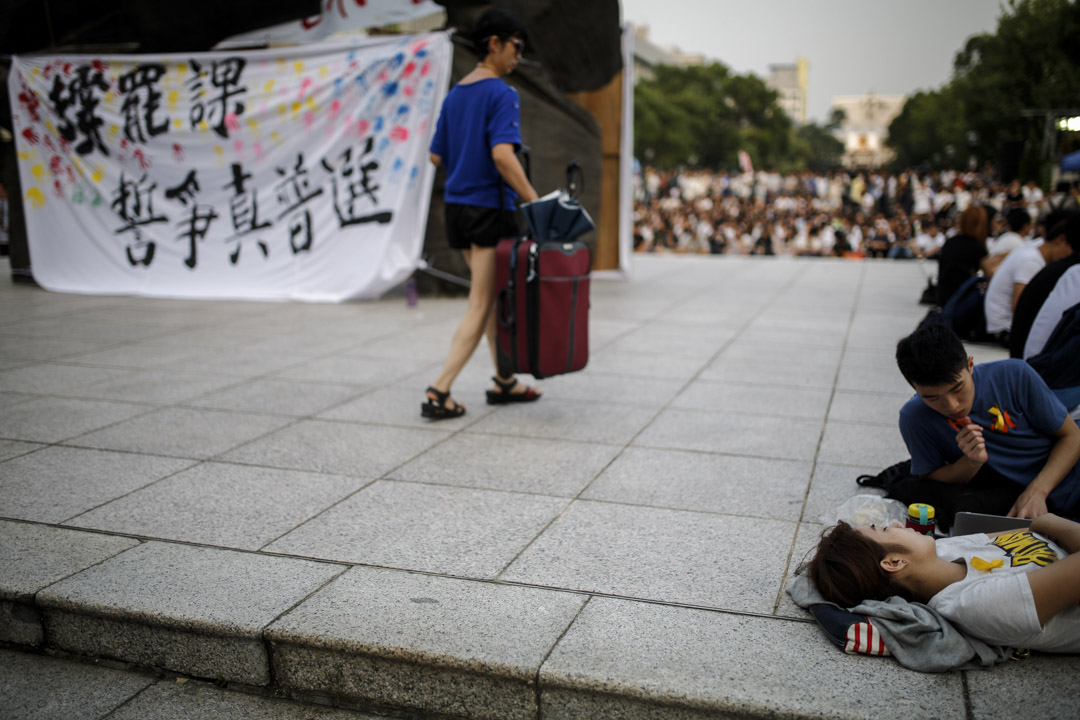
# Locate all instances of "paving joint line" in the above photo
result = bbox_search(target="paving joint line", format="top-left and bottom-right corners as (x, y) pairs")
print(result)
(773, 260), (867, 614)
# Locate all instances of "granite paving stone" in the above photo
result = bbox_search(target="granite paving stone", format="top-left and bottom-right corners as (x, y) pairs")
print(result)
(162, 346), (316, 379)
(501, 500), (795, 612)
(267, 566), (586, 719)
(582, 447), (812, 521)
(699, 354), (840, 389)
(390, 433), (620, 496)
(775, 522), (830, 619)
(38, 542), (345, 684)
(827, 389), (910, 425)
(0, 362), (130, 394)
(584, 347), (708, 380)
(0, 648), (155, 720)
(0, 520), (141, 602)
(533, 370), (687, 408)
(70, 407), (293, 459)
(735, 324), (851, 350)
(0, 396), (151, 443)
(266, 480), (567, 577)
(0, 446), (194, 523)
(63, 341), (208, 369)
(186, 377), (363, 417)
(0, 256), (1030, 718)
(671, 378), (833, 419)
(0, 318), (169, 344)
(221, 419), (450, 477)
(0, 336), (113, 363)
(634, 408), (823, 460)
(0, 439), (42, 462)
(273, 355), (430, 386)
(67, 462), (367, 550)
(0, 521), (141, 646)
(965, 653), (1080, 720)
(539, 598), (965, 720)
(105, 678), (386, 720)
(318, 384), (496, 428)
(835, 349), (915, 395)
(596, 334), (726, 364)
(817, 420), (911, 468)
(465, 401), (657, 445)
(803, 462), (885, 526)
(585, 318), (641, 349)
(66, 370), (241, 404)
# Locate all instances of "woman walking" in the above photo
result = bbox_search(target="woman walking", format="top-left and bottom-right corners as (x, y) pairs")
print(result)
(422, 9), (541, 420)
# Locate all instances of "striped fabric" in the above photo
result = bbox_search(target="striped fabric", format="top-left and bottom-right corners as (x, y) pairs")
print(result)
(844, 619), (891, 656)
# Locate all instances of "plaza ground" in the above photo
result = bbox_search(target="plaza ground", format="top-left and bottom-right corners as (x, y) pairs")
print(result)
(1, 254), (1077, 719)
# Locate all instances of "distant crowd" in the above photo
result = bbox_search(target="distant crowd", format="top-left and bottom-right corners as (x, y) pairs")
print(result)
(632, 166), (1080, 258)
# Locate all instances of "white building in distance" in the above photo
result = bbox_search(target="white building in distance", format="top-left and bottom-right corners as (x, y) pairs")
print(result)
(766, 58), (808, 125)
(832, 92), (906, 168)
(631, 25), (704, 82)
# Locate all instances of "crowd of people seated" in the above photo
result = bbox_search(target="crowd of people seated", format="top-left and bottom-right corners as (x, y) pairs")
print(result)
(632, 165), (1079, 259)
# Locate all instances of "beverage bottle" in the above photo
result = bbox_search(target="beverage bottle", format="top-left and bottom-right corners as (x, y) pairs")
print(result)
(906, 503), (936, 535)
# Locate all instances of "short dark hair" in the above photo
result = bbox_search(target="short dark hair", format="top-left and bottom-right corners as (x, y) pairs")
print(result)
(1065, 213), (1080, 253)
(1005, 207), (1031, 233)
(804, 522), (908, 608)
(472, 8), (527, 59)
(895, 323), (968, 387)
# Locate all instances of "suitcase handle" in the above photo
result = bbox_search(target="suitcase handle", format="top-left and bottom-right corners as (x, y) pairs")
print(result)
(497, 286), (515, 329)
(566, 161), (583, 198)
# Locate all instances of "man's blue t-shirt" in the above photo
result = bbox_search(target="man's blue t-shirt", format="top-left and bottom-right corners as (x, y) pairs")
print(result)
(898, 359), (1080, 513)
(429, 78), (522, 210)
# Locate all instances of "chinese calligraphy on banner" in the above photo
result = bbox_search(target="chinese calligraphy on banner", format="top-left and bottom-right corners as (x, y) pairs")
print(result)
(8, 31), (451, 301)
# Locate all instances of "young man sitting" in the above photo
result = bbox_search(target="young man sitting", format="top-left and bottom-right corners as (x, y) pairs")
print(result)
(895, 323), (1080, 520)
(984, 219), (1075, 344)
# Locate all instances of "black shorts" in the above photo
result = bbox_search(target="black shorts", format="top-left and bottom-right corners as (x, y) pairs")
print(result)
(445, 203), (519, 250)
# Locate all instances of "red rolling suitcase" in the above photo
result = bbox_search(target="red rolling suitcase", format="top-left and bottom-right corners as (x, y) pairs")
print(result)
(495, 235), (590, 379)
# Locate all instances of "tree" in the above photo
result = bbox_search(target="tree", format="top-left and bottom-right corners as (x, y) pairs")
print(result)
(633, 62), (793, 170)
(790, 122), (845, 173)
(887, 86), (969, 170)
(887, 0), (1080, 177)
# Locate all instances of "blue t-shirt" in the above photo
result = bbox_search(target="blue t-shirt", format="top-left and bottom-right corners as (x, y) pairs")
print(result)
(429, 78), (522, 210)
(898, 359), (1080, 512)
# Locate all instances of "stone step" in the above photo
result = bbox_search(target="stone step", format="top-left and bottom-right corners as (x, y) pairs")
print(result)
(4, 519), (1074, 720)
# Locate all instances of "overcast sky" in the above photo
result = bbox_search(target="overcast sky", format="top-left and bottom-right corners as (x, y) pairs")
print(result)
(620, 0), (1004, 122)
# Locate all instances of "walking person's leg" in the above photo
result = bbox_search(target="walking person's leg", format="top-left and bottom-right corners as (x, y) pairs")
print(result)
(481, 291), (540, 403)
(423, 247), (493, 417)
(422, 243), (540, 418)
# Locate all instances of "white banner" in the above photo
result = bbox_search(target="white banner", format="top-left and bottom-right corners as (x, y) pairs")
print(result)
(9, 32), (451, 301)
(216, 0), (443, 49)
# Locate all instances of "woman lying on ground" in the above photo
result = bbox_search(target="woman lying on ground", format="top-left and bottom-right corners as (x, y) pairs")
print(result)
(807, 514), (1080, 652)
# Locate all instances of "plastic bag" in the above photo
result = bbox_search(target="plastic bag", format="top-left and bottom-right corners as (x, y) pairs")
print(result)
(822, 494), (908, 528)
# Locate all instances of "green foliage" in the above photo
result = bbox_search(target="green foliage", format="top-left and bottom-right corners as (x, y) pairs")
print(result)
(633, 62), (800, 170)
(887, 0), (1080, 176)
(887, 87), (969, 170)
(791, 122), (846, 173)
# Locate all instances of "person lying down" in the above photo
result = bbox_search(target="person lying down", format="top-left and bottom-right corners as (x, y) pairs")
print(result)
(806, 513), (1080, 653)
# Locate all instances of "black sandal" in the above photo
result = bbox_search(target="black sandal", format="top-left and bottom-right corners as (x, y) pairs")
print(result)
(485, 376), (541, 405)
(421, 386), (466, 419)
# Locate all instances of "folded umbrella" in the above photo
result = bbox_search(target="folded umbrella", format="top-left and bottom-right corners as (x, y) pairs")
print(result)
(521, 190), (594, 242)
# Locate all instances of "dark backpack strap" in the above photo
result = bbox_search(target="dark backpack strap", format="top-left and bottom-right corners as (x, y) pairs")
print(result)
(856, 459), (912, 490)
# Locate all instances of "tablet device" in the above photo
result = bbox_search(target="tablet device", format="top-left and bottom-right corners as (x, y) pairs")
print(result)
(951, 511), (1032, 536)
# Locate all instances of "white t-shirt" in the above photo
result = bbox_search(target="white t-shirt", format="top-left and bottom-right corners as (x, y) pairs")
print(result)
(1024, 264), (1080, 358)
(984, 243), (1047, 333)
(930, 531), (1080, 652)
(986, 231), (1024, 257)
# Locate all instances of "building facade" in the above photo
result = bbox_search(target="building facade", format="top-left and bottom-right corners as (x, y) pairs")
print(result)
(766, 58), (808, 125)
(630, 25), (703, 82)
(831, 92), (905, 168)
